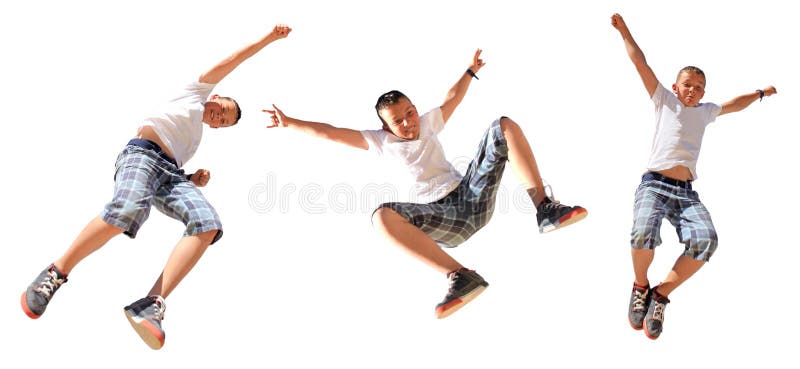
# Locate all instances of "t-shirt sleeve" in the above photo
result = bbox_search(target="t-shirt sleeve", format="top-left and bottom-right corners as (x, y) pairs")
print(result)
(360, 129), (386, 155)
(172, 81), (216, 104)
(706, 103), (722, 124)
(426, 107), (445, 134)
(651, 83), (667, 106)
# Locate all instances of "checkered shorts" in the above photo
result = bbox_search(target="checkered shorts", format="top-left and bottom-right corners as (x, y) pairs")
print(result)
(630, 176), (717, 261)
(376, 118), (508, 248)
(100, 141), (223, 243)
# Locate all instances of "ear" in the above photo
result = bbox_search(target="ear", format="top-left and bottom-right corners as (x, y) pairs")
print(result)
(381, 124), (391, 133)
(671, 84), (678, 94)
(209, 94), (220, 101)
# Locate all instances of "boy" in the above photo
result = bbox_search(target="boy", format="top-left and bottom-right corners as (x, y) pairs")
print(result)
(611, 13), (777, 339)
(21, 24), (292, 349)
(264, 49), (587, 319)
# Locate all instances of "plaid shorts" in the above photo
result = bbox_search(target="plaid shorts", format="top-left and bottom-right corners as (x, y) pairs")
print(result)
(100, 139), (223, 244)
(630, 173), (717, 261)
(376, 118), (508, 248)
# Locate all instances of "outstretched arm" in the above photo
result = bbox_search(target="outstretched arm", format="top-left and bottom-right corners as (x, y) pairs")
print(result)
(611, 13), (658, 98)
(440, 49), (485, 124)
(199, 24), (292, 84)
(719, 86), (777, 116)
(263, 105), (369, 150)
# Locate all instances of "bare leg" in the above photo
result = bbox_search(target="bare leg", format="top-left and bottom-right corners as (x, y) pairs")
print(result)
(54, 216), (125, 275)
(655, 256), (705, 297)
(147, 230), (217, 298)
(501, 117), (546, 205)
(631, 248), (655, 286)
(372, 208), (462, 274)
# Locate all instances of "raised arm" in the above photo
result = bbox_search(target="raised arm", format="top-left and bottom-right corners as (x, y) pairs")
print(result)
(440, 49), (485, 124)
(263, 105), (369, 150)
(719, 86), (777, 116)
(611, 13), (659, 98)
(199, 24), (292, 84)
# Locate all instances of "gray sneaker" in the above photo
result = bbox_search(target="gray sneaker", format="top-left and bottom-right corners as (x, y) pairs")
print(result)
(435, 268), (489, 319)
(124, 295), (166, 350)
(628, 283), (650, 330)
(536, 197), (587, 233)
(21, 264), (68, 319)
(644, 289), (670, 340)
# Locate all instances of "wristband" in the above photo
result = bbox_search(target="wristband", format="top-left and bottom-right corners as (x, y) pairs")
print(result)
(756, 89), (764, 101)
(185, 174), (193, 181)
(466, 69), (479, 80)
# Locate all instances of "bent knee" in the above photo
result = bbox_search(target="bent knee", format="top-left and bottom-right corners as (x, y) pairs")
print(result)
(498, 116), (520, 132)
(372, 207), (404, 227)
(686, 233), (719, 260)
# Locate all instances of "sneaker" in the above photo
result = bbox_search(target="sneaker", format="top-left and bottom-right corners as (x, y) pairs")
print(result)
(644, 288), (670, 340)
(124, 295), (166, 350)
(628, 283), (650, 330)
(21, 264), (68, 319)
(536, 197), (588, 233)
(435, 268), (489, 319)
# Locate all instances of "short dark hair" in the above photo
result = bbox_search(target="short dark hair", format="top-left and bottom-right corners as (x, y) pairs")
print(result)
(374, 90), (410, 126)
(218, 96), (242, 125)
(676, 66), (705, 82)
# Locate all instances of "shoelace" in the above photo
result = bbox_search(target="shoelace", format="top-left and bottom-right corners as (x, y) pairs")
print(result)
(632, 289), (648, 312)
(446, 271), (468, 296)
(544, 183), (559, 204)
(651, 302), (666, 322)
(35, 270), (66, 299)
(152, 296), (166, 321)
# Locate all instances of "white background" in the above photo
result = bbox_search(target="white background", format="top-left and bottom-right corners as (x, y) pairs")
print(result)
(2, 0), (797, 368)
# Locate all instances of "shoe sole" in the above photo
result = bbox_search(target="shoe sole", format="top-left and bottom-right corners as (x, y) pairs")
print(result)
(435, 284), (488, 319)
(541, 208), (588, 233)
(124, 310), (165, 350)
(20, 292), (42, 319)
(628, 317), (644, 331)
(644, 326), (660, 340)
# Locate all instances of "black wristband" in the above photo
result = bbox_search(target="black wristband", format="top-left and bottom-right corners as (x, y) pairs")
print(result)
(756, 89), (764, 101)
(466, 69), (479, 80)
(185, 174), (193, 181)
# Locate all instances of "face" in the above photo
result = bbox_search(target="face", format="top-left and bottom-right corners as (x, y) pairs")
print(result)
(203, 95), (238, 128)
(672, 71), (706, 107)
(379, 97), (420, 140)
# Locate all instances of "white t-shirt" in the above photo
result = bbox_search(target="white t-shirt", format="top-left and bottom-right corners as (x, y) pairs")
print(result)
(646, 83), (722, 180)
(361, 107), (462, 203)
(140, 81), (216, 167)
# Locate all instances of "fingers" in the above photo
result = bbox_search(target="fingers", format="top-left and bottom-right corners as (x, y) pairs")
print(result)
(274, 24), (292, 37)
(263, 105), (282, 128)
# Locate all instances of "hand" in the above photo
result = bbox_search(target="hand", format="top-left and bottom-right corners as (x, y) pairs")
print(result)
(611, 13), (627, 32)
(263, 104), (288, 128)
(470, 49), (486, 74)
(271, 24), (292, 40)
(762, 85), (778, 97)
(189, 169), (211, 187)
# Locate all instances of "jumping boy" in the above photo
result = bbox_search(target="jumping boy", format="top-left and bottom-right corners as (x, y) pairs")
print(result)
(21, 24), (292, 349)
(611, 13), (777, 339)
(263, 49), (587, 319)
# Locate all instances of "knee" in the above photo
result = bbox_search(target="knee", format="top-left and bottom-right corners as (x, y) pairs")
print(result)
(630, 228), (658, 250)
(498, 116), (520, 133)
(686, 231), (719, 260)
(371, 207), (398, 228)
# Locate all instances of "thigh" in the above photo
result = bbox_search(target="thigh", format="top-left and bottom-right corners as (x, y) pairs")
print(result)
(669, 191), (717, 247)
(376, 196), (474, 248)
(630, 182), (669, 248)
(101, 147), (162, 237)
(153, 177), (223, 239)
(461, 118), (508, 204)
